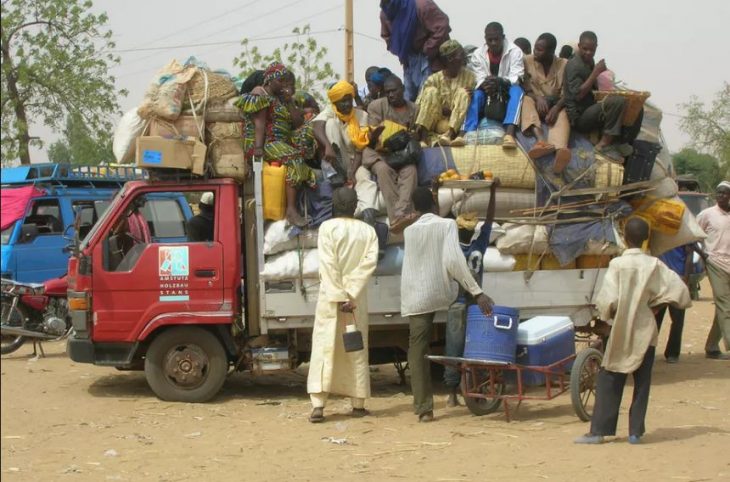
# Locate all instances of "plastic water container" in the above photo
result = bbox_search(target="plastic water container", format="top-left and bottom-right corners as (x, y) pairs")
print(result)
(263, 163), (287, 221)
(463, 305), (520, 364)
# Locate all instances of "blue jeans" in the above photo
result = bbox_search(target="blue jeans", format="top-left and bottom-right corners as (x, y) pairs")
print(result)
(404, 53), (431, 102)
(443, 303), (466, 388)
(464, 85), (524, 132)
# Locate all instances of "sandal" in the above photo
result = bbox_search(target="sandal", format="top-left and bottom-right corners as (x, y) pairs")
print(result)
(351, 408), (370, 418)
(309, 407), (324, 423)
(528, 141), (555, 160)
(502, 134), (517, 149)
(418, 411), (434, 423)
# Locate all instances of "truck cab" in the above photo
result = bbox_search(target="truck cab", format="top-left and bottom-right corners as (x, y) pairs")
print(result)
(1, 164), (192, 283)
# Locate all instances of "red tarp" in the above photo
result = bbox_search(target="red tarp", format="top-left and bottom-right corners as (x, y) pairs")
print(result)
(0, 185), (45, 230)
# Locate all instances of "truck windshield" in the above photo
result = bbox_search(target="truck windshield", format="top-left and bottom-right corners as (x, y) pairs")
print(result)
(1, 222), (15, 245)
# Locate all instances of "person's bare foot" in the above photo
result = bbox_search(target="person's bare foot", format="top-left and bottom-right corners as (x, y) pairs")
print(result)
(286, 208), (308, 227)
(446, 389), (460, 407)
(553, 148), (572, 173)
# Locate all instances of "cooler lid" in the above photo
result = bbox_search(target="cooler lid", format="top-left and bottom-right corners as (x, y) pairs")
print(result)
(517, 316), (573, 344)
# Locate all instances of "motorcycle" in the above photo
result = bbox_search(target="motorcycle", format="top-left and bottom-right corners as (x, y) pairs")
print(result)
(1, 275), (70, 355)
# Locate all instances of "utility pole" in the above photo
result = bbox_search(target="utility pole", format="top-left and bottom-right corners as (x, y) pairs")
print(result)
(345, 0), (354, 82)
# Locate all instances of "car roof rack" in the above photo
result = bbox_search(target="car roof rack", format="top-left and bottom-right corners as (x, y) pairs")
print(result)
(1, 163), (148, 188)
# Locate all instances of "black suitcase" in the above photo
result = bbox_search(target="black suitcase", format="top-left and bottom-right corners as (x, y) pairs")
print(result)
(622, 140), (662, 185)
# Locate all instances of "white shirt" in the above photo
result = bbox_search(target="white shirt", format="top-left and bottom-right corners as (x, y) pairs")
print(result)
(400, 213), (483, 316)
(469, 39), (525, 87)
(697, 205), (730, 274)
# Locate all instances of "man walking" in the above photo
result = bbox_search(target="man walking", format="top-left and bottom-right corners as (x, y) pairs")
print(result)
(697, 181), (730, 360)
(401, 187), (495, 422)
(307, 188), (380, 422)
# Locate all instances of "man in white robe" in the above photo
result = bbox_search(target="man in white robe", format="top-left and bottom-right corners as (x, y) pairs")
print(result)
(307, 187), (379, 423)
(575, 218), (691, 445)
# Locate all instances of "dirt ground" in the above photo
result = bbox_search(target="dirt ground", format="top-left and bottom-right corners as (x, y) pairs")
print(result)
(2, 279), (729, 482)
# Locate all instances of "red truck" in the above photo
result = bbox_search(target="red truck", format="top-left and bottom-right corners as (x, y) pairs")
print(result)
(66, 162), (608, 403)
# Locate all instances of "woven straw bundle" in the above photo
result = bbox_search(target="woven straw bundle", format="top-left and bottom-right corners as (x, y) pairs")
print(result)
(450, 146), (535, 190)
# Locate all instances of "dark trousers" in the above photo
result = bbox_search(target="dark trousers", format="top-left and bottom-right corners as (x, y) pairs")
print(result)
(408, 312), (436, 415)
(573, 95), (643, 142)
(654, 306), (685, 359)
(590, 346), (655, 437)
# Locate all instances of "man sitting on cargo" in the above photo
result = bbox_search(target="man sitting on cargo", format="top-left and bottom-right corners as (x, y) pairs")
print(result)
(312, 81), (380, 221)
(362, 75), (421, 233)
(401, 187), (495, 422)
(563, 31), (643, 161)
(186, 192), (214, 242)
(520, 32), (572, 173)
(464, 22), (525, 149)
(307, 187), (379, 423)
(415, 39), (474, 147)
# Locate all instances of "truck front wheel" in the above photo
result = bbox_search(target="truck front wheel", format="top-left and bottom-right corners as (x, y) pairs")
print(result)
(144, 327), (228, 402)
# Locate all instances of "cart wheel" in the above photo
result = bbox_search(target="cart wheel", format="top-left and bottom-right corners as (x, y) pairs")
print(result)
(570, 347), (603, 422)
(463, 369), (504, 416)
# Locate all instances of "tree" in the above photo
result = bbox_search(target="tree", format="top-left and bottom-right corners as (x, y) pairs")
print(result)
(233, 25), (336, 106)
(1, 0), (125, 165)
(47, 112), (113, 165)
(672, 148), (723, 193)
(678, 82), (730, 179)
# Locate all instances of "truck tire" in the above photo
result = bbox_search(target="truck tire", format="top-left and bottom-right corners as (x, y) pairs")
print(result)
(144, 326), (228, 403)
(1, 301), (28, 355)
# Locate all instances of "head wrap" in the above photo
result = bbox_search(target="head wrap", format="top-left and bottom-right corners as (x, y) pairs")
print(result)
(327, 80), (370, 150)
(718, 180), (730, 191)
(263, 62), (290, 85)
(455, 212), (479, 231)
(332, 187), (358, 217)
(439, 39), (463, 59)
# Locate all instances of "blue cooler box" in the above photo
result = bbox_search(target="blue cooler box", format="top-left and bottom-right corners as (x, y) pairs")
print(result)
(515, 316), (575, 385)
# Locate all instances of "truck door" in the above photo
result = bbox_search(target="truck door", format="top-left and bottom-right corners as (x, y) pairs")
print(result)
(12, 198), (67, 282)
(91, 189), (224, 342)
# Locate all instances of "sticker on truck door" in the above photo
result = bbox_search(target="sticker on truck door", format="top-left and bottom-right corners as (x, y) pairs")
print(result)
(158, 246), (190, 301)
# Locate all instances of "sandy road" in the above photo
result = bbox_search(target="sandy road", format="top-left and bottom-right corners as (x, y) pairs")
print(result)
(1, 280), (729, 481)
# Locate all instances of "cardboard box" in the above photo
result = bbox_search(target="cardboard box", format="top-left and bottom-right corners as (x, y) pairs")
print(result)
(135, 136), (207, 176)
(148, 115), (204, 140)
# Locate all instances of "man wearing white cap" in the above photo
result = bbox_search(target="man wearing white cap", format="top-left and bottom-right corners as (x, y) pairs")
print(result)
(697, 181), (730, 360)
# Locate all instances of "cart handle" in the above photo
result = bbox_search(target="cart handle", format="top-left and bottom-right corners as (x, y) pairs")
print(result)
(494, 316), (513, 331)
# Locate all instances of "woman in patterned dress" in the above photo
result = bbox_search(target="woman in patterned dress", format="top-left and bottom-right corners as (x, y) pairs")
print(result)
(238, 62), (316, 226)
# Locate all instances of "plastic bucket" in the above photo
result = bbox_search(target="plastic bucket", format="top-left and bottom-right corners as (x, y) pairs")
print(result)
(463, 305), (520, 364)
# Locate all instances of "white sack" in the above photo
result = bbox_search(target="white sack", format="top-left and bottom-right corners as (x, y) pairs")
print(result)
(495, 223), (549, 255)
(261, 249), (319, 281)
(263, 220), (318, 255)
(113, 108), (146, 163)
(483, 247), (516, 272)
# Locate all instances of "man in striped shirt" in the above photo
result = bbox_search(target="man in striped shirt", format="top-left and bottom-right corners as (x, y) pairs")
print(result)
(401, 187), (495, 422)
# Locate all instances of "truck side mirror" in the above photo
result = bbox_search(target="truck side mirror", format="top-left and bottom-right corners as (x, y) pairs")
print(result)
(19, 224), (39, 243)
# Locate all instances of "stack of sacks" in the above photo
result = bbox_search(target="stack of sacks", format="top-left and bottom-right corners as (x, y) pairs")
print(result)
(260, 220), (319, 281)
(112, 58), (245, 181)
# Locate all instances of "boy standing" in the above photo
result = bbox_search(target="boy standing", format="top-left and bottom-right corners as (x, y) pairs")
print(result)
(575, 218), (691, 444)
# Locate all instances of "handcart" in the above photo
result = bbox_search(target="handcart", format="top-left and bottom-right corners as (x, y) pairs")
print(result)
(428, 347), (603, 422)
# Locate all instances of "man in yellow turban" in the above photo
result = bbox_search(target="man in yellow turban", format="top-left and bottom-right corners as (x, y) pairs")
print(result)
(313, 81), (382, 219)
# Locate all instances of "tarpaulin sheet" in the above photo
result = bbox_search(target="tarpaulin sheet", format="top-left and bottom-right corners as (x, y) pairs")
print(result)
(548, 201), (632, 266)
(1, 185), (45, 230)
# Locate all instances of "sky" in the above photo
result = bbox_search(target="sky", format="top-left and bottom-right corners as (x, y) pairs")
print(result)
(26, 0), (730, 162)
